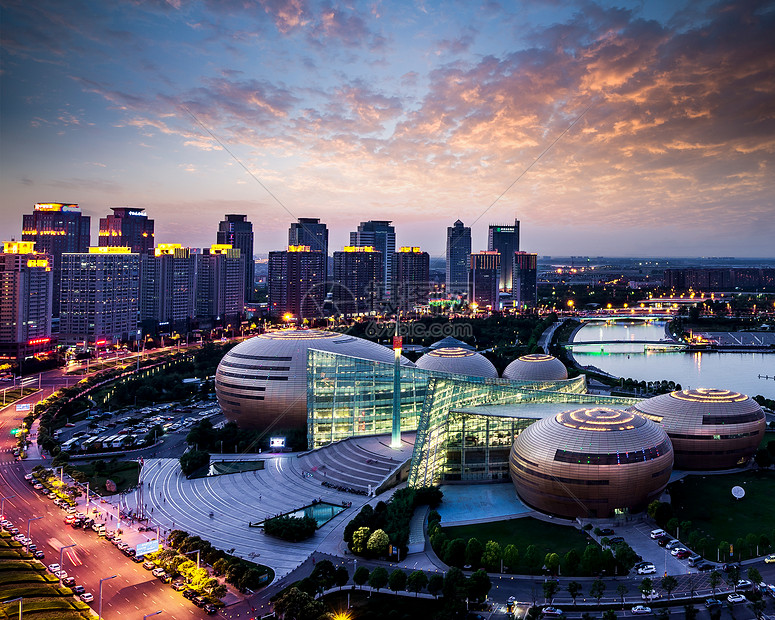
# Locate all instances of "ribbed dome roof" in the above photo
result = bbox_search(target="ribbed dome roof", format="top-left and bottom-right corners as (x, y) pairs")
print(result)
(216, 329), (413, 430)
(415, 346), (498, 378)
(502, 354), (568, 381)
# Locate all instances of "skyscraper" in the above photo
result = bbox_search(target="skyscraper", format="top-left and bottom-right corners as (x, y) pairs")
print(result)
(487, 219), (520, 291)
(469, 251), (500, 310)
(446, 219), (471, 298)
(349, 220), (395, 298)
(513, 251), (538, 309)
(268, 246), (327, 319)
(21, 202), (91, 318)
(60, 247), (140, 346)
(288, 218), (328, 258)
(98, 207), (155, 254)
(140, 244), (197, 332)
(0, 241), (54, 360)
(195, 244), (245, 326)
(394, 247), (430, 314)
(332, 246), (382, 316)
(217, 215), (254, 302)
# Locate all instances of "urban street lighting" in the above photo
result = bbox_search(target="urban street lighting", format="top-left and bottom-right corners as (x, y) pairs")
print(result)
(98, 575), (117, 620)
(183, 549), (200, 570)
(143, 611), (162, 620)
(1, 494), (16, 519)
(59, 543), (76, 584)
(3, 597), (22, 620)
(27, 515), (43, 544)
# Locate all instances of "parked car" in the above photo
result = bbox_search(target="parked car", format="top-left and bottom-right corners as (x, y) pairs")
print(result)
(73, 585), (85, 595)
(674, 550), (692, 559)
(542, 607), (562, 617)
(171, 581), (187, 591)
(80, 593), (94, 603)
(143, 561), (156, 570)
(704, 599), (722, 609)
(159, 573), (173, 583)
(642, 590), (661, 601)
(665, 540), (682, 550)
(631, 605), (652, 615)
(697, 562), (715, 572)
(656, 537), (672, 547)
(62, 576), (76, 587)
(765, 554), (775, 564)
(736, 580), (753, 590)
(152, 567), (166, 577)
(727, 593), (746, 604)
(204, 604), (218, 615)
(608, 536), (625, 545)
(637, 564), (657, 575)
(650, 529), (667, 539)
(47, 563), (61, 572)
(182, 589), (197, 600)
(34, 550), (45, 559)
(599, 528), (615, 536)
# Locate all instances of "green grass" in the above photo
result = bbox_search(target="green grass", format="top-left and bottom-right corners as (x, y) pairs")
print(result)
(669, 470), (775, 558)
(443, 516), (593, 558)
(759, 431), (775, 449)
(70, 460), (140, 494)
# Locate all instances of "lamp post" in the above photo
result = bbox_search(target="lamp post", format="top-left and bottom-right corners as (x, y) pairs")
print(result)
(59, 543), (76, 584)
(3, 597), (22, 620)
(1, 494), (16, 519)
(184, 549), (200, 570)
(98, 575), (117, 620)
(143, 611), (162, 620)
(27, 516), (43, 544)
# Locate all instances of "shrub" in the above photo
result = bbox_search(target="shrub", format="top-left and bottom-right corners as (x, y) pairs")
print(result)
(367, 529), (390, 556)
(264, 515), (317, 542)
(179, 450), (210, 476)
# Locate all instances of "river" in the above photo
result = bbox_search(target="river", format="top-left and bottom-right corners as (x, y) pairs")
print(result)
(571, 320), (775, 400)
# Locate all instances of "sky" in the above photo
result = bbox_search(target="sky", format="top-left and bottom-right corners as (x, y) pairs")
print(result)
(1, 0), (774, 259)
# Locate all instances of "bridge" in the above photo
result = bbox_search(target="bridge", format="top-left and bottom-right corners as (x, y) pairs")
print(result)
(562, 339), (685, 348)
(578, 313), (674, 322)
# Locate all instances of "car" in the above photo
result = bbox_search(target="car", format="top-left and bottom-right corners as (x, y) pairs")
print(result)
(704, 598), (722, 609)
(721, 563), (741, 573)
(608, 536), (625, 545)
(634, 561), (651, 569)
(27, 544), (37, 552)
(33, 483), (43, 490)
(642, 590), (661, 601)
(656, 537), (672, 547)
(192, 596), (208, 608)
(727, 593), (746, 604)
(204, 604), (218, 615)
(13, 533), (26, 541)
(9, 527), (19, 535)
(104, 531), (115, 540)
(143, 561), (156, 570)
(54, 570), (68, 579)
(64, 515), (75, 524)
(66, 506), (77, 514)
(62, 576), (76, 587)
(764, 554), (775, 564)
(736, 579), (753, 590)
(131, 554), (144, 563)
(697, 562), (714, 572)
(541, 607), (562, 617)
(47, 493), (57, 500)
(34, 550), (45, 559)
(637, 565), (657, 575)
(171, 581), (187, 591)
(665, 540), (682, 550)
(48, 563), (61, 572)
(117, 541), (128, 550)
(24, 473), (33, 480)
(73, 585), (85, 595)
(159, 573), (172, 583)
(80, 592), (94, 603)
(687, 554), (702, 566)
(182, 589), (197, 600)
(675, 550), (692, 559)
(152, 567), (166, 577)
(631, 605), (652, 615)
(650, 529), (667, 539)
(599, 528), (615, 536)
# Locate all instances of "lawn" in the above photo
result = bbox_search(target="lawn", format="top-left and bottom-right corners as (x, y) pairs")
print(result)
(759, 431), (775, 449)
(443, 517), (593, 559)
(669, 470), (775, 559)
(71, 459), (140, 494)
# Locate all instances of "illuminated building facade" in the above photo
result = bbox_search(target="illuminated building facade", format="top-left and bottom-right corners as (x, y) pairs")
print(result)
(488, 219), (520, 290)
(195, 245), (245, 326)
(60, 247), (140, 345)
(349, 220), (395, 299)
(509, 407), (673, 518)
(332, 246), (382, 316)
(217, 215), (254, 302)
(394, 247), (429, 313)
(21, 203), (91, 317)
(629, 389), (766, 469)
(469, 251), (500, 310)
(98, 207), (154, 254)
(512, 251), (538, 308)
(446, 220), (471, 298)
(289, 218), (329, 262)
(0, 241), (54, 360)
(140, 244), (197, 331)
(268, 246), (327, 319)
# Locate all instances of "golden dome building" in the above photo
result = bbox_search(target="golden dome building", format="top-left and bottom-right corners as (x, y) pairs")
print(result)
(629, 389), (766, 470)
(502, 354), (568, 381)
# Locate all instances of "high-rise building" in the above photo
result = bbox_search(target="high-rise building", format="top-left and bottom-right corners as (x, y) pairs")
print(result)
(217, 215), (254, 302)
(487, 219), (520, 291)
(21, 202), (91, 318)
(349, 220), (395, 298)
(469, 251), (500, 310)
(140, 244), (197, 332)
(288, 218), (328, 258)
(98, 207), (155, 254)
(0, 241), (54, 360)
(268, 246), (327, 319)
(195, 244), (245, 326)
(446, 219), (471, 298)
(513, 251), (538, 309)
(332, 246), (382, 316)
(394, 247), (430, 314)
(60, 247), (140, 346)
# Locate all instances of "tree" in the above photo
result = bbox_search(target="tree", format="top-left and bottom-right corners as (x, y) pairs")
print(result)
(544, 552), (561, 576)
(465, 537), (484, 568)
(563, 549), (580, 575)
(352, 527), (370, 554)
(353, 566), (369, 589)
(407, 570), (428, 596)
(367, 528), (389, 556)
(749, 598), (767, 620)
(581, 544), (602, 576)
(427, 573), (444, 598)
(468, 569), (492, 602)
(726, 565), (740, 588)
(179, 449), (210, 476)
(481, 540), (502, 572)
(334, 566), (349, 590)
(442, 567), (467, 601)
(666, 518), (680, 535)
(709, 571), (721, 596)
(543, 580), (559, 603)
(368, 566), (388, 592)
(503, 544), (519, 572)
(388, 569), (407, 593)
(273, 587), (327, 620)
(684, 605), (698, 620)
(602, 611), (617, 620)
(639, 578), (653, 599)
(613, 543), (639, 572)
(444, 538), (467, 568)
(661, 575), (678, 600)
(590, 579), (606, 605)
(616, 584), (628, 608)
(747, 567), (762, 586)
(524, 544), (541, 574)
(567, 581), (582, 605)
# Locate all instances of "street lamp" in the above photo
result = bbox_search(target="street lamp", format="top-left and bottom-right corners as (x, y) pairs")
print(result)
(27, 515), (43, 544)
(59, 543), (76, 584)
(3, 597), (22, 620)
(143, 611), (162, 620)
(98, 575), (117, 620)
(183, 549), (200, 570)
(1, 494), (16, 519)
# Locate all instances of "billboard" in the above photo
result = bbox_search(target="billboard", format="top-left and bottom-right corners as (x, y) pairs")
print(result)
(269, 437), (286, 449)
(136, 539), (160, 557)
(15, 403), (31, 411)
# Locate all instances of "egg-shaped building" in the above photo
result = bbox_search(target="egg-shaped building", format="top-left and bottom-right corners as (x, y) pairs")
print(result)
(216, 329), (410, 430)
(502, 354), (568, 381)
(629, 388), (766, 470)
(509, 407), (673, 518)
(415, 347), (498, 379)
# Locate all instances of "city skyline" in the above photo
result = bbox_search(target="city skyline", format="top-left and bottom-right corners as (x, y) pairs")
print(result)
(2, 1), (774, 257)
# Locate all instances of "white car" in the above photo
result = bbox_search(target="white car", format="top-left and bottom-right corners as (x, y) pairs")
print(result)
(47, 563), (61, 572)
(727, 593), (746, 604)
(670, 547), (688, 556)
(80, 592), (94, 603)
(632, 605), (652, 615)
(642, 590), (661, 601)
(665, 540), (682, 550)
(54, 570), (68, 579)
(650, 529), (667, 539)
(637, 565), (657, 575)
(152, 567), (166, 577)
